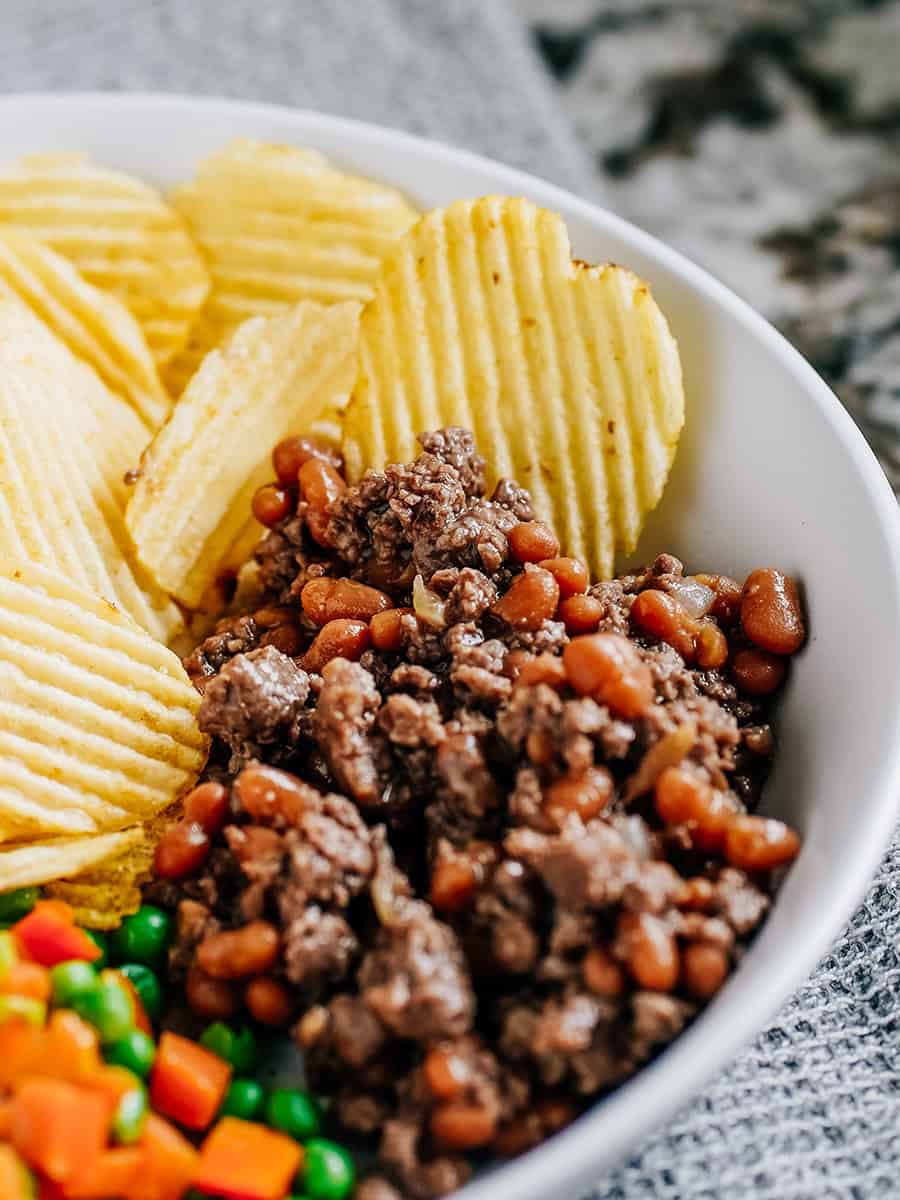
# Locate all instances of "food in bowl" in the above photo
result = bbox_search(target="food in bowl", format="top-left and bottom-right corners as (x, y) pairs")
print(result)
(0, 137), (805, 1200)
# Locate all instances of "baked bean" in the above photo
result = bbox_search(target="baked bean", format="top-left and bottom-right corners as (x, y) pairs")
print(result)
(502, 649), (532, 681)
(492, 566), (559, 630)
(655, 766), (734, 851)
(559, 594), (603, 635)
(539, 557), (588, 598)
(370, 607), (413, 652)
(743, 725), (775, 756)
(682, 942), (729, 998)
(630, 589), (695, 660)
(273, 435), (342, 484)
(563, 633), (654, 719)
(245, 976), (293, 1026)
(296, 1004), (330, 1049)
(732, 647), (786, 696)
(301, 577), (392, 625)
(724, 815), (800, 871)
(298, 457), (346, 510)
(695, 622), (728, 670)
(431, 1102), (497, 1150)
(234, 763), (309, 824)
(430, 860), (478, 913)
(260, 623), (304, 656)
(619, 912), (679, 992)
(302, 618), (370, 673)
(674, 877), (716, 911)
(185, 964), (238, 1020)
(197, 920), (281, 980)
(508, 521), (560, 563)
(526, 729), (556, 766)
(582, 946), (625, 997)
(740, 568), (805, 655)
(695, 574), (742, 625)
(423, 1047), (469, 1101)
(184, 781), (229, 834)
(253, 604), (297, 629)
(544, 766), (614, 826)
(251, 483), (292, 527)
(512, 652), (567, 691)
(305, 506), (332, 547)
(153, 820), (210, 879)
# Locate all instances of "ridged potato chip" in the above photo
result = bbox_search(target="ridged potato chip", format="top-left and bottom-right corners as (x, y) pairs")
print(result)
(0, 828), (143, 891)
(0, 297), (183, 643)
(0, 561), (208, 840)
(127, 300), (360, 608)
(342, 196), (685, 579)
(0, 228), (169, 430)
(164, 139), (417, 392)
(0, 152), (210, 367)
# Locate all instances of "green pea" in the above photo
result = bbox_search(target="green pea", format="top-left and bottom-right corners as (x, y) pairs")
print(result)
(73, 979), (133, 1044)
(0, 931), (17, 981)
(200, 1022), (258, 1073)
(117, 963), (163, 1023)
(301, 1139), (355, 1200)
(266, 1088), (322, 1141)
(84, 929), (109, 970)
(0, 887), (39, 924)
(0, 995), (45, 1027)
(50, 960), (98, 1008)
(112, 1080), (148, 1145)
(220, 1077), (266, 1121)
(106, 1029), (157, 1078)
(109, 906), (172, 968)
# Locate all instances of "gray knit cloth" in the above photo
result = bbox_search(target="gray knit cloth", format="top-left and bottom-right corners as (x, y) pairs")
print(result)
(1, 2), (897, 1197)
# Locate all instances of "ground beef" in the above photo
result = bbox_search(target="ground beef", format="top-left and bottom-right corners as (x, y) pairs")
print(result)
(314, 658), (386, 807)
(184, 614), (259, 689)
(198, 646), (309, 764)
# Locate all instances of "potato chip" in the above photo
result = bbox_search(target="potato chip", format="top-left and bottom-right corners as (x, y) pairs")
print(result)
(0, 152), (210, 367)
(341, 196), (685, 579)
(127, 300), (360, 608)
(0, 297), (184, 643)
(0, 827), (143, 891)
(0, 229), (169, 430)
(0, 561), (208, 840)
(164, 139), (417, 392)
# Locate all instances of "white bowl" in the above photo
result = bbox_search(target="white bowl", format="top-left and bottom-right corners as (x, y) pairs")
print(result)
(2, 93), (899, 1200)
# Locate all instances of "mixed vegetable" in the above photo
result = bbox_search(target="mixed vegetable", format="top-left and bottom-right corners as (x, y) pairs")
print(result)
(0, 889), (356, 1200)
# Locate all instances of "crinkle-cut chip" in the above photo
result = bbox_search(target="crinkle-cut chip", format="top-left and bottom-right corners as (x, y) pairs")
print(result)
(0, 827), (143, 891)
(0, 297), (183, 643)
(163, 139), (418, 391)
(0, 229), (169, 431)
(127, 300), (360, 608)
(0, 152), (210, 367)
(341, 196), (685, 580)
(0, 561), (208, 840)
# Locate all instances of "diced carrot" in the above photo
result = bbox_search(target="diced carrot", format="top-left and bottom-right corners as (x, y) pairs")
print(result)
(11, 1077), (109, 1183)
(123, 1113), (198, 1200)
(0, 1097), (14, 1138)
(0, 1020), (47, 1089)
(0, 961), (51, 1002)
(103, 969), (152, 1035)
(149, 1032), (231, 1131)
(89, 1063), (141, 1108)
(0, 1143), (34, 1200)
(61, 1147), (144, 1198)
(195, 1117), (304, 1200)
(13, 903), (100, 968)
(44, 1010), (102, 1084)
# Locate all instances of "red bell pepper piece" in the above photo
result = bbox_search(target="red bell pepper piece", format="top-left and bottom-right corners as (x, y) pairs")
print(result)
(13, 902), (101, 967)
(122, 1113), (198, 1200)
(62, 1147), (144, 1198)
(195, 1117), (304, 1200)
(150, 1032), (231, 1131)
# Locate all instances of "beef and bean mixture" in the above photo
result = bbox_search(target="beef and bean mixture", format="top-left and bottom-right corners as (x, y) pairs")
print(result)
(151, 428), (804, 1200)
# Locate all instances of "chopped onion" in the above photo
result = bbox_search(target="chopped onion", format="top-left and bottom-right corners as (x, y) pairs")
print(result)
(413, 574), (447, 629)
(624, 719), (698, 802)
(665, 578), (715, 619)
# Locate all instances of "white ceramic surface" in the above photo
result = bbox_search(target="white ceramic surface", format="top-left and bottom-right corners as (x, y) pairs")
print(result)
(2, 93), (899, 1200)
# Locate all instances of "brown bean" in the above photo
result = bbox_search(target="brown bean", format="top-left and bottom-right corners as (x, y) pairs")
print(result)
(423, 1047), (470, 1101)
(582, 946), (625, 997)
(512, 652), (567, 691)
(492, 566), (559, 630)
(508, 521), (560, 564)
(559, 593), (603, 635)
(544, 766), (614, 826)
(260, 624), (304, 656)
(695, 622), (728, 670)
(619, 912), (679, 991)
(251, 483), (293, 527)
(563, 633), (654, 719)
(185, 964), (238, 1020)
(732, 647), (786, 695)
(305, 506), (332, 547)
(370, 607), (413, 652)
(183, 781), (230, 834)
(253, 604), (298, 629)
(695, 573), (742, 625)
(431, 1102), (497, 1150)
(302, 618), (370, 673)
(526, 729), (556, 766)
(153, 820), (210, 880)
(682, 942), (729, 998)
(539, 557), (588, 598)
(430, 860), (478, 913)
(630, 588), (696, 660)
(273, 435), (342, 484)
(298, 456), (346, 510)
(740, 568), (805, 655)
(197, 920), (281, 980)
(234, 763), (309, 824)
(245, 976), (293, 1026)
(724, 815), (800, 871)
(655, 766), (734, 851)
(674, 877), (716, 911)
(301, 577), (392, 625)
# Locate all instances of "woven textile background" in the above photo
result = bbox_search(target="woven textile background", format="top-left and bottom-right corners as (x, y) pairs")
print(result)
(2, 1), (898, 1196)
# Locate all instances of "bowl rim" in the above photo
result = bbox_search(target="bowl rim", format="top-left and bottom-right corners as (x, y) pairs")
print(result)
(3, 90), (900, 1200)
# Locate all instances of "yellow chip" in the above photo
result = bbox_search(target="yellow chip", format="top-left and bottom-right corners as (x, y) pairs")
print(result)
(164, 139), (417, 392)
(0, 297), (184, 643)
(0, 561), (208, 839)
(342, 196), (685, 579)
(127, 300), (360, 608)
(0, 827), (143, 891)
(0, 228), (169, 430)
(0, 152), (210, 367)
